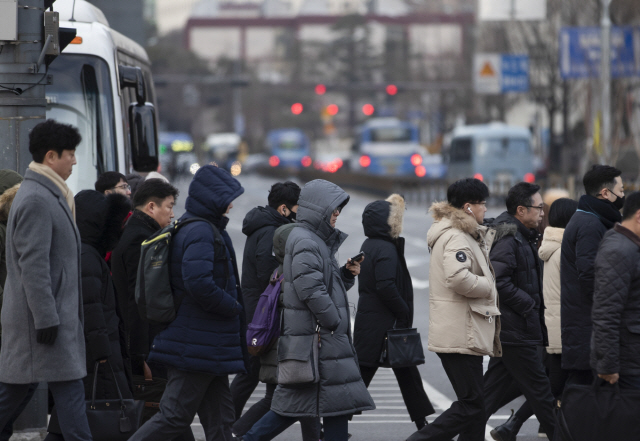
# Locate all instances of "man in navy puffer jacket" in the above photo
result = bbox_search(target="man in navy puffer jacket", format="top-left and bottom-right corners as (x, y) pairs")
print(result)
(130, 165), (247, 441)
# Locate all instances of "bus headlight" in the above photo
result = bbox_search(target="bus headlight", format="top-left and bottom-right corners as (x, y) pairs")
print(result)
(230, 161), (242, 176)
(190, 163), (201, 174)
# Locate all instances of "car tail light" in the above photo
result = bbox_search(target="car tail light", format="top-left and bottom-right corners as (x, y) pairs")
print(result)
(411, 154), (422, 166)
(524, 172), (535, 183)
(301, 156), (312, 167)
(415, 165), (426, 177)
(359, 155), (371, 167)
(473, 173), (484, 182)
(269, 156), (280, 167)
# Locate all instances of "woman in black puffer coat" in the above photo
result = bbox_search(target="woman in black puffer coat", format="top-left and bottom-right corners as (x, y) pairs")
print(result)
(353, 194), (435, 430)
(46, 190), (133, 440)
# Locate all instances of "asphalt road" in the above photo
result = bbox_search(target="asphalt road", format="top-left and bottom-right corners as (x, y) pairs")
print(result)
(171, 172), (544, 441)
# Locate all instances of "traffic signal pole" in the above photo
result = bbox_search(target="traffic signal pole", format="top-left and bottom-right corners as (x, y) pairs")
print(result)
(0, 0), (50, 175)
(0, 0), (50, 434)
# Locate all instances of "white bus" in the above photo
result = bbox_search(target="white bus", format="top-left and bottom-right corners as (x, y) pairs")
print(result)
(48, 0), (159, 193)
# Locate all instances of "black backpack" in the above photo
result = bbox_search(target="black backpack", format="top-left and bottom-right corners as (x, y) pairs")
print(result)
(135, 217), (229, 324)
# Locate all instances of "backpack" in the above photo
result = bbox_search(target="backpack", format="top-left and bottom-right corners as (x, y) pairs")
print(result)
(246, 270), (283, 356)
(135, 217), (229, 325)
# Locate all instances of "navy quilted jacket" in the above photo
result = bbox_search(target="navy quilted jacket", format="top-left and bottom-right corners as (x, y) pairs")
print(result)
(147, 165), (247, 375)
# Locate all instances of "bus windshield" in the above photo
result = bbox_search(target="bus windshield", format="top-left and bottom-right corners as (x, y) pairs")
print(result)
(369, 127), (413, 143)
(46, 54), (116, 193)
(476, 138), (530, 157)
(277, 132), (304, 150)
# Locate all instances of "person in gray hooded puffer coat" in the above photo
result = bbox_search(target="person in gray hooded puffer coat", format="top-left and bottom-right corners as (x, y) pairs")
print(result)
(240, 179), (375, 441)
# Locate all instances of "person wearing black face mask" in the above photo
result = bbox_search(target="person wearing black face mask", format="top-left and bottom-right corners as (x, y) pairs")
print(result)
(561, 165), (625, 389)
(231, 181), (301, 432)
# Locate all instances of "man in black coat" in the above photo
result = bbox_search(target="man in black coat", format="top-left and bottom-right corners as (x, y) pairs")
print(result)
(111, 179), (179, 378)
(592, 192), (640, 389)
(470, 183), (556, 441)
(354, 194), (435, 430)
(230, 181), (300, 421)
(561, 165), (623, 386)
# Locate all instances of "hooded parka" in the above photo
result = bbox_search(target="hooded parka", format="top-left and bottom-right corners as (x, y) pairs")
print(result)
(74, 190), (133, 398)
(0, 170), (85, 383)
(271, 179), (375, 418)
(538, 227), (564, 354)
(147, 165), (247, 375)
(354, 194), (414, 366)
(426, 202), (502, 357)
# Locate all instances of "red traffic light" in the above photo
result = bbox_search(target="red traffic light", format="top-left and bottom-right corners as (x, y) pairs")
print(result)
(315, 84), (326, 95)
(386, 84), (398, 95)
(362, 104), (375, 116)
(326, 104), (339, 116)
(291, 103), (303, 115)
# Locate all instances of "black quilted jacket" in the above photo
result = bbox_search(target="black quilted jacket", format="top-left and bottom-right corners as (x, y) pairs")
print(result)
(591, 224), (640, 376)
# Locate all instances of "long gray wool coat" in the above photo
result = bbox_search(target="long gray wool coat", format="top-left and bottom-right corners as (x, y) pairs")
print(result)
(0, 170), (86, 384)
(271, 179), (376, 418)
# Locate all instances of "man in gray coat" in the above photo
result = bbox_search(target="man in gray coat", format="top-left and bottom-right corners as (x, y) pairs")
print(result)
(0, 120), (92, 441)
(240, 179), (375, 441)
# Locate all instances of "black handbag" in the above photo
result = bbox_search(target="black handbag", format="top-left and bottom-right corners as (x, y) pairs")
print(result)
(379, 327), (425, 368)
(50, 361), (144, 441)
(133, 361), (168, 423)
(557, 379), (640, 441)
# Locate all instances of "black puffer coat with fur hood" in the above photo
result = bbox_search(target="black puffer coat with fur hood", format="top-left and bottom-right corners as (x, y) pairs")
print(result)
(354, 194), (414, 366)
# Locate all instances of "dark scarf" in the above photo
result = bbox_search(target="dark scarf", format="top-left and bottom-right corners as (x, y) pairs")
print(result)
(130, 209), (161, 232)
(577, 194), (622, 229)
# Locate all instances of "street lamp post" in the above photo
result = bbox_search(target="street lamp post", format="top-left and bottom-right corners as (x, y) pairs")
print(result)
(601, 0), (611, 164)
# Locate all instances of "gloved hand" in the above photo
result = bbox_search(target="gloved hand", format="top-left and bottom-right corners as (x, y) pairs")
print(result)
(36, 325), (59, 345)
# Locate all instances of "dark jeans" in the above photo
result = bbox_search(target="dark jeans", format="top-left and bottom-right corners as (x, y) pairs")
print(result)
(474, 345), (556, 440)
(129, 368), (234, 441)
(360, 365), (435, 421)
(230, 355), (261, 420)
(407, 353), (485, 441)
(0, 382), (37, 441)
(511, 351), (569, 426)
(0, 380), (91, 441)
(232, 383), (319, 440)
(243, 410), (348, 441)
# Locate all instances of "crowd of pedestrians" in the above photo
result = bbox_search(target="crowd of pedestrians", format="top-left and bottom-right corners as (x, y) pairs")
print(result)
(0, 119), (638, 441)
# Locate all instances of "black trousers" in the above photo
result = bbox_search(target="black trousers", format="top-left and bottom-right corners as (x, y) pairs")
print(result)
(230, 355), (261, 420)
(359, 365), (435, 421)
(407, 353), (485, 441)
(511, 352), (568, 425)
(470, 345), (556, 440)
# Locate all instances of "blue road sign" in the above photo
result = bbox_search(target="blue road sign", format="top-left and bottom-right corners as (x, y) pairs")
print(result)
(560, 26), (637, 79)
(501, 54), (529, 92)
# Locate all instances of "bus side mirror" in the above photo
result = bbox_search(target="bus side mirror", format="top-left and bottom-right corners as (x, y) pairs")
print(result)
(119, 65), (146, 105)
(129, 103), (159, 172)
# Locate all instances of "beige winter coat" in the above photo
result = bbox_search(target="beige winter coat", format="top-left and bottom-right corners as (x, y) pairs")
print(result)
(538, 227), (563, 354)
(426, 202), (502, 357)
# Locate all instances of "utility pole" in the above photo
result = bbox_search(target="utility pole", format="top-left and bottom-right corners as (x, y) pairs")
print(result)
(0, 0), (48, 175)
(601, 0), (612, 164)
(0, 0), (72, 433)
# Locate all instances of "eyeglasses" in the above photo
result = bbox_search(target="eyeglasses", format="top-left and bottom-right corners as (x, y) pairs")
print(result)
(523, 205), (544, 211)
(332, 206), (343, 216)
(113, 184), (131, 191)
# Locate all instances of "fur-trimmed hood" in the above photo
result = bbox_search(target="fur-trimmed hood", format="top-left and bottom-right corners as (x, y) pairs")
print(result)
(427, 201), (485, 248)
(0, 184), (20, 223)
(538, 226), (564, 262)
(362, 193), (405, 240)
(75, 190), (132, 255)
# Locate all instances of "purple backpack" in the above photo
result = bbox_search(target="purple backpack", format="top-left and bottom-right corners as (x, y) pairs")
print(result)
(247, 270), (283, 356)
